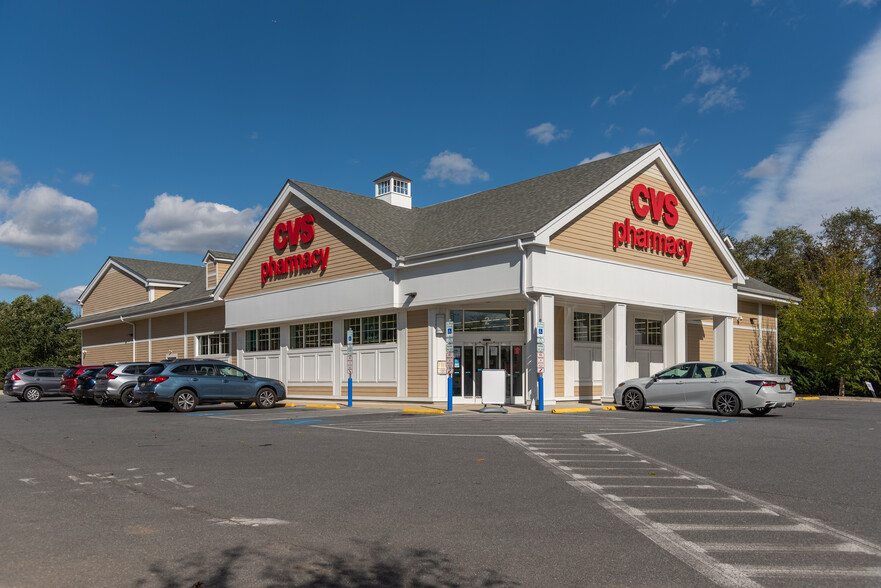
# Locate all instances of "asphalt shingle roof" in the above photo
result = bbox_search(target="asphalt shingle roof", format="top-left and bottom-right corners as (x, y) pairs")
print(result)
(292, 145), (658, 257)
(739, 276), (798, 301)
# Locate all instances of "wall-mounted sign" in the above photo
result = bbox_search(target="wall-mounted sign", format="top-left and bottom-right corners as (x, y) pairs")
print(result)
(612, 184), (693, 265)
(261, 213), (330, 283)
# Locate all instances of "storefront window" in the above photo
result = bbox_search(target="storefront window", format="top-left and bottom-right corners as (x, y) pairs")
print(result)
(634, 318), (662, 346)
(291, 321), (333, 349)
(449, 309), (525, 332)
(245, 327), (280, 352)
(198, 333), (229, 355)
(344, 314), (396, 345)
(574, 312), (602, 343)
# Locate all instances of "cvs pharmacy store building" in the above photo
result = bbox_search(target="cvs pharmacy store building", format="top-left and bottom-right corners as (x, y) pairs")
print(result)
(71, 144), (789, 406)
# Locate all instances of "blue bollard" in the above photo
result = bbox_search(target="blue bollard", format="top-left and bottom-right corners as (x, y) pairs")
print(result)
(447, 376), (453, 412)
(538, 375), (544, 411)
(347, 377), (352, 407)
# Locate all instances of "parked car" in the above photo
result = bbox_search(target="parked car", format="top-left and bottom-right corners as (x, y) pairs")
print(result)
(71, 367), (103, 404)
(3, 367), (67, 401)
(93, 362), (153, 407)
(134, 359), (286, 413)
(614, 362), (795, 417)
(61, 365), (103, 399)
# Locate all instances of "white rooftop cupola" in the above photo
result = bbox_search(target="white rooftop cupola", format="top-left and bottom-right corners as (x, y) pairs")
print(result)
(374, 171), (412, 209)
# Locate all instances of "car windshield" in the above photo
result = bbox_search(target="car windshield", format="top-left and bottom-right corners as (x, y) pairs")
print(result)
(731, 364), (772, 375)
(144, 365), (166, 375)
(63, 368), (77, 377)
(81, 369), (100, 378)
(655, 364), (693, 379)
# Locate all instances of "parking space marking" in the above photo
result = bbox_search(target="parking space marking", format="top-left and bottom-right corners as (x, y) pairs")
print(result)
(506, 433), (881, 587)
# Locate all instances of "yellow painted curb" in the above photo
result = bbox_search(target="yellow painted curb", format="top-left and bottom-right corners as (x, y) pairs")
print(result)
(282, 403), (297, 407)
(648, 406), (660, 409)
(797, 396), (820, 400)
(602, 406), (617, 410)
(305, 404), (340, 409)
(402, 408), (445, 414)
(551, 407), (591, 413)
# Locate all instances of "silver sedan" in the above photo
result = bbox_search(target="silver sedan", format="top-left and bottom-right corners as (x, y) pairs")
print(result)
(614, 362), (795, 417)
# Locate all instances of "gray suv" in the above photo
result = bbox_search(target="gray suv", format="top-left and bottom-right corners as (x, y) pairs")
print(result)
(93, 363), (153, 407)
(3, 367), (67, 401)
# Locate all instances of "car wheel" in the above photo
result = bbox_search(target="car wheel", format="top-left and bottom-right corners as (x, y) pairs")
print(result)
(120, 387), (143, 408)
(153, 402), (173, 412)
(172, 390), (198, 413)
(17, 396), (27, 401)
(22, 387), (42, 402)
(233, 401), (252, 409)
(255, 388), (277, 409)
(748, 407), (772, 416)
(622, 388), (645, 411)
(94, 395), (106, 407)
(714, 391), (742, 416)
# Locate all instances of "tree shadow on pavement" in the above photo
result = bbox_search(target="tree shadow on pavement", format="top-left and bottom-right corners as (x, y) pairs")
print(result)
(133, 541), (517, 587)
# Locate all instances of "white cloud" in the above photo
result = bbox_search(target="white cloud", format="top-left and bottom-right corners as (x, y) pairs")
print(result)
(843, 0), (878, 7)
(72, 172), (93, 185)
(608, 88), (634, 105)
(664, 46), (749, 112)
(738, 25), (881, 236)
(603, 124), (620, 138)
(0, 274), (40, 290)
(134, 193), (263, 255)
(250, 131), (259, 140)
(590, 96), (600, 108)
(423, 151), (489, 185)
(743, 154), (785, 178)
(0, 184), (98, 255)
(638, 127), (655, 136)
(0, 160), (21, 185)
(57, 285), (86, 307)
(526, 122), (572, 145)
(579, 143), (648, 165)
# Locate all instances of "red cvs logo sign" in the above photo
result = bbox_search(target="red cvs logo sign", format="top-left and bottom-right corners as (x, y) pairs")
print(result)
(261, 213), (330, 283)
(630, 184), (679, 227)
(612, 184), (693, 265)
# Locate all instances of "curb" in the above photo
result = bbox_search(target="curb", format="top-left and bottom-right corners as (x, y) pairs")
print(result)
(551, 407), (591, 414)
(305, 404), (340, 409)
(402, 408), (445, 415)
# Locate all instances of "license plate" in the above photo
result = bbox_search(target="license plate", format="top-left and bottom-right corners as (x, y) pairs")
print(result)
(779, 383), (787, 390)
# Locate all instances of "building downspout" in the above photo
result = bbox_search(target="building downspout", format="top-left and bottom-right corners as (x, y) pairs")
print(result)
(120, 316), (136, 362)
(517, 239), (538, 409)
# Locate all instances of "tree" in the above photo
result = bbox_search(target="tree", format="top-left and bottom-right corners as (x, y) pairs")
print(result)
(781, 252), (881, 396)
(730, 226), (818, 298)
(0, 295), (81, 378)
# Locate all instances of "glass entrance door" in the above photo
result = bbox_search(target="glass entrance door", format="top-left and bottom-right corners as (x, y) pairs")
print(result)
(453, 343), (524, 402)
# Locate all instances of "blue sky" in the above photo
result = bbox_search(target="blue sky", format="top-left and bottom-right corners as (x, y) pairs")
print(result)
(2, 1), (881, 308)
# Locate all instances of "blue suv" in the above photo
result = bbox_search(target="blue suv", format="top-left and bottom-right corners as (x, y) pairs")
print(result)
(134, 360), (286, 413)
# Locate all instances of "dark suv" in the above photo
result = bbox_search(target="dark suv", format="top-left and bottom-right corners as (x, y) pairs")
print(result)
(61, 365), (103, 399)
(134, 360), (286, 413)
(3, 367), (67, 401)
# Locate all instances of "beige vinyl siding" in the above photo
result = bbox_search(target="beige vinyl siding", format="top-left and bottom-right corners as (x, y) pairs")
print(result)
(287, 386), (333, 396)
(81, 323), (131, 347)
(549, 164), (733, 282)
(151, 315), (185, 339)
(151, 337), (185, 362)
(762, 304), (778, 331)
(187, 306), (226, 334)
(153, 287), (176, 300)
(216, 261), (231, 282)
(226, 199), (389, 300)
(554, 306), (565, 397)
(406, 310), (429, 398)
(81, 268), (149, 316)
(135, 340), (149, 362)
(351, 386), (398, 397)
(206, 272), (217, 289)
(83, 343), (134, 364)
(574, 385), (601, 397)
(687, 322), (714, 362)
(738, 301), (760, 326)
(733, 328), (759, 366)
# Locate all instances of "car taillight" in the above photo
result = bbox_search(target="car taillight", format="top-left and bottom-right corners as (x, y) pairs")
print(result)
(148, 376), (169, 384)
(106, 371), (118, 380)
(746, 380), (778, 387)
(11, 369), (21, 380)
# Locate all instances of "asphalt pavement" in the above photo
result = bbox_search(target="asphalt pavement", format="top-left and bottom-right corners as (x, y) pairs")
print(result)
(0, 396), (879, 587)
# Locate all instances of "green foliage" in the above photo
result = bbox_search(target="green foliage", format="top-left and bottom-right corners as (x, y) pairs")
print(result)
(0, 295), (81, 377)
(780, 252), (881, 396)
(730, 226), (817, 298)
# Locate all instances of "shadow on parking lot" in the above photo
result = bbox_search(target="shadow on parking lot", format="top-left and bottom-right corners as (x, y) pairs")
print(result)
(133, 541), (516, 587)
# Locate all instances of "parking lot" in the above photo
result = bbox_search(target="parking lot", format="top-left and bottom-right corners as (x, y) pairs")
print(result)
(1, 397), (879, 587)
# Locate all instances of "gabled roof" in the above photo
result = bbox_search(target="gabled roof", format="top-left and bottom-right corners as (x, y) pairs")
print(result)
(217, 143), (745, 297)
(107, 256), (202, 285)
(202, 250), (238, 264)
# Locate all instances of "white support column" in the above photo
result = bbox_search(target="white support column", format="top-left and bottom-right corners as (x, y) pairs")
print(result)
(663, 310), (687, 367)
(332, 318), (343, 398)
(538, 294), (555, 406)
(602, 303), (627, 403)
(713, 316), (734, 362)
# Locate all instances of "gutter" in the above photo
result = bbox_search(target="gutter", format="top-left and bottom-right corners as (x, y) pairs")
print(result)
(119, 316), (136, 362)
